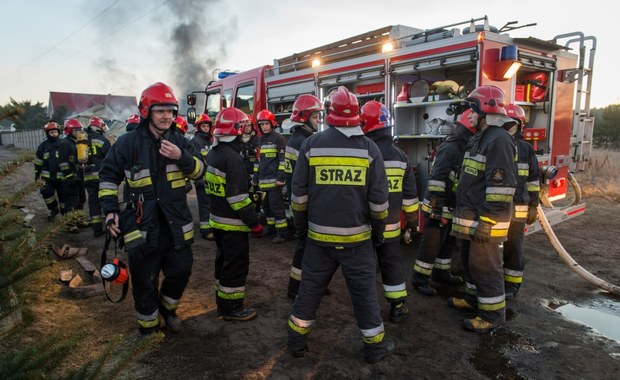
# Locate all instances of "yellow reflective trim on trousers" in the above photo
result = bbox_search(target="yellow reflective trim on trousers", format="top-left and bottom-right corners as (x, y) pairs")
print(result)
(385, 290), (407, 300)
(427, 185), (445, 192)
(231, 197), (252, 211)
(183, 229), (194, 241)
(217, 289), (244, 300)
(491, 228), (508, 237)
(486, 194), (513, 202)
(371, 210), (388, 220)
(259, 182), (277, 189)
(209, 220), (250, 232)
(291, 202), (307, 211)
(362, 331), (385, 344)
(316, 166), (366, 185)
(308, 229), (371, 244)
(518, 169), (529, 176)
(310, 156), (369, 167)
(124, 230), (143, 243)
(288, 319), (311, 335)
(84, 174), (98, 181)
(514, 210), (528, 219)
(527, 184), (540, 192)
(127, 177), (152, 188)
(403, 203), (418, 213)
(504, 274), (523, 284)
(414, 264), (432, 275)
(276, 221), (288, 229)
(478, 300), (506, 311)
(383, 229), (401, 239)
(99, 189), (118, 198)
(138, 316), (160, 328)
(479, 216), (497, 225)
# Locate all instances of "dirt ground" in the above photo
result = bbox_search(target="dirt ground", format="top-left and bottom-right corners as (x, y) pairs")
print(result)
(2, 146), (620, 379)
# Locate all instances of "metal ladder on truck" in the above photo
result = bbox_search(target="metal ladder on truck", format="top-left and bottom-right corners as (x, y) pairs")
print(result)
(554, 32), (597, 172)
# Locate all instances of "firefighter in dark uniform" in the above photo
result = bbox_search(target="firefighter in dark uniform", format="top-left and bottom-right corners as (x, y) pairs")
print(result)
(448, 85), (518, 332)
(83, 116), (111, 237)
(411, 108), (476, 296)
(34, 121), (64, 221)
(287, 86), (394, 364)
(99, 82), (205, 336)
(361, 100), (419, 322)
(503, 104), (540, 298)
(253, 110), (288, 243)
(241, 115), (261, 213)
(59, 118), (88, 233)
(190, 113), (214, 240)
(206, 107), (263, 321)
(285, 94), (323, 299)
(126, 114), (140, 133)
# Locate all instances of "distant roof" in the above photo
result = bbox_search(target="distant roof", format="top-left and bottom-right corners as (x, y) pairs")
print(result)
(48, 91), (136, 119)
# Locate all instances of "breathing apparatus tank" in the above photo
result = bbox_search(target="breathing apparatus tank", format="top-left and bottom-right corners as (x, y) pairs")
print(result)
(76, 130), (90, 164)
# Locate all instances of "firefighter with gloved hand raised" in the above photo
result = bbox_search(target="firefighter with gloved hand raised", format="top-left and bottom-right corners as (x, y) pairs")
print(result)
(287, 86), (394, 364)
(412, 108), (476, 296)
(361, 100), (418, 323)
(448, 85), (517, 333)
(190, 113), (215, 240)
(98, 82), (205, 336)
(502, 104), (540, 299)
(285, 94), (323, 299)
(253, 110), (288, 244)
(205, 107), (263, 322)
(34, 121), (64, 221)
(84, 116), (111, 237)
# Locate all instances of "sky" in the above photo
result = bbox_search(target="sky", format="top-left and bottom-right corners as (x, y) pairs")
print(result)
(0, 0), (614, 112)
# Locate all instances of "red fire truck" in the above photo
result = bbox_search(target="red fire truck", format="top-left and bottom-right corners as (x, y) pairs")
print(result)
(186, 16), (596, 232)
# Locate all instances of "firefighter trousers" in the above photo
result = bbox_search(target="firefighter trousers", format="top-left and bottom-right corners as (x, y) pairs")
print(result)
(194, 181), (212, 232)
(127, 223), (193, 330)
(213, 229), (250, 307)
(40, 180), (63, 213)
(287, 235), (307, 297)
(376, 238), (407, 304)
(460, 239), (506, 324)
(503, 221), (525, 294)
(290, 240), (383, 338)
(262, 186), (287, 234)
(413, 217), (457, 282)
(84, 180), (103, 233)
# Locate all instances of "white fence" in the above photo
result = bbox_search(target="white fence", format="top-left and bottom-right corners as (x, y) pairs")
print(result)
(0, 130), (45, 151)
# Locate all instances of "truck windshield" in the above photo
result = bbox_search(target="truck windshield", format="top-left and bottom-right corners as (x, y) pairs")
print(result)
(205, 91), (222, 119)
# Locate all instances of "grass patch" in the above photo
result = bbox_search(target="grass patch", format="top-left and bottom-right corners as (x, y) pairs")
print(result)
(574, 148), (620, 201)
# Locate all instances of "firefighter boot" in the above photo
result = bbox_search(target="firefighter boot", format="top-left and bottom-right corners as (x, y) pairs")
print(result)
(505, 283), (520, 300)
(272, 229), (287, 244)
(159, 304), (182, 333)
(363, 336), (395, 364)
(448, 297), (476, 312)
(411, 272), (436, 296)
(389, 302), (409, 323)
(287, 329), (308, 358)
(201, 226), (214, 241)
(431, 269), (464, 285)
(462, 316), (503, 333)
(221, 299), (257, 322)
(47, 208), (60, 222)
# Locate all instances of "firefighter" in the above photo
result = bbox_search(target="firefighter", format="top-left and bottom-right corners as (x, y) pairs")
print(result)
(99, 82), (205, 336)
(448, 85), (518, 333)
(126, 114), (140, 132)
(175, 115), (189, 135)
(360, 100), (418, 322)
(287, 86), (394, 363)
(59, 118), (88, 233)
(205, 107), (263, 321)
(253, 109), (288, 244)
(503, 104), (540, 299)
(190, 113), (214, 240)
(411, 108), (476, 296)
(83, 116), (111, 237)
(34, 121), (65, 221)
(241, 115), (260, 177)
(285, 94), (323, 299)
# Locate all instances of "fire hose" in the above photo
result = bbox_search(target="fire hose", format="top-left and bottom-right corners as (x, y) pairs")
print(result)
(536, 191), (620, 296)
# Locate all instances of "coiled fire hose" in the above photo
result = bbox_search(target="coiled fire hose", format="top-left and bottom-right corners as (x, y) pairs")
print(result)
(536, 203), (620, 296)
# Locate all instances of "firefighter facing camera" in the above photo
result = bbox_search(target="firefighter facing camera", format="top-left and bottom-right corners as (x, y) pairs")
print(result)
(99, 82), (205, 336)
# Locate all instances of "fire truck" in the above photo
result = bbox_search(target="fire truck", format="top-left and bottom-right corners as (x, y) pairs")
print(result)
(186, 16), (596, 233)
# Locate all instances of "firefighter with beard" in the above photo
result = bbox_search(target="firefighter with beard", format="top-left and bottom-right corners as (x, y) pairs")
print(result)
(253, 109), (288, 244)
(59, 118), (88, 233)
(190, 113), (214, 240)
(99, 82), (205, 336)
(285, 94), (323, 299)
(206, 107), (263, 321)
(503, 104), (540, 299)
(411, 108), (476, 296)
(360, 100), (418, 322)
(287, 86), (394, 364)
(83, 116), (111, 237)
(448, 85), (518, 332)
(34, 121), (64, 221)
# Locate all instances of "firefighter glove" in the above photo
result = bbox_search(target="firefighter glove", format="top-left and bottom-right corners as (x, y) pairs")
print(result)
(526, 204), (538, 225)
(473, 220), (493, 243)
(251, 224), (263, 239)
(430, 207), (443, 220)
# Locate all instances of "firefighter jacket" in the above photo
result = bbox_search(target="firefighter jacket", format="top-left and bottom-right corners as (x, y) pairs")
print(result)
(291, 126), (389, 247)
(241, 133), (259, 176)
(421, 123), (473, 220)
(453, 125), (517, 242)
(205, 139), (260, 232)
(253, 130), (286, 190)
(98, 126), (205, 250)
(59, 135), (82, 183)
(35, 136), (63, 181)
(284, 124), (313, 197)
(512, 138), (540, 222)
(84, 130), (111, 182)
(368, 129), (419, 240)
(190, 131), (212, 184)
